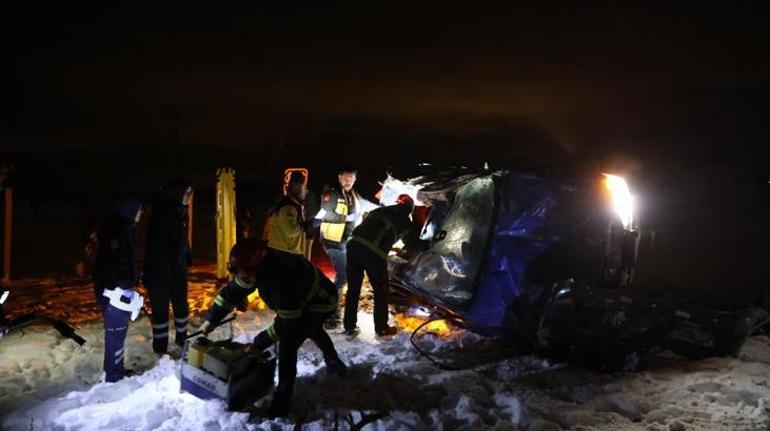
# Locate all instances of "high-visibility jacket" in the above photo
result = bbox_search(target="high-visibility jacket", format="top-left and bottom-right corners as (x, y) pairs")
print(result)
(319, 188), (360, 244)
(263, 196), (309, 256)
(349, 204), (422, 259)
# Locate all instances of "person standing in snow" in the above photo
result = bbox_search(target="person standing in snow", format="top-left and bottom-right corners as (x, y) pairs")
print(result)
(263, 171), (315, 257)
(344, 194), (424, 337)
(143, 179), (193, 355)
(202, 238), (346, 418)
(314, 165), (379, 329)
(93, 195), (144, 382)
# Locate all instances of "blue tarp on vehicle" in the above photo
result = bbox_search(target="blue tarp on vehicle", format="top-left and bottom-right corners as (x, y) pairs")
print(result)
(392, 171), (612, 335)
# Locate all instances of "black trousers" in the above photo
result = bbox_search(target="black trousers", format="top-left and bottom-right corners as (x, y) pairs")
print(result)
(271, 312), (340, 399)
(344, 240), (390, 332)
(147, 280), (189, 353)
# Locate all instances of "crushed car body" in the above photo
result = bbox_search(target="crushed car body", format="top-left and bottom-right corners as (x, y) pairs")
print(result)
(383, 166), (768, 369)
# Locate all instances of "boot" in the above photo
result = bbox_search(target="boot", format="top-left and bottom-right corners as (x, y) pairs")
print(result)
(152, 336), (168, 355)
(375, 325), (398, 337)
(175, 330), (187, 348)
(325, 356), (348, 378)
(252, 330), (274, 352)
(343, 326), (361, 337)
(267, 388), (292, 418)
(323, 315), (342, 330)
(323, 308), (342, 330)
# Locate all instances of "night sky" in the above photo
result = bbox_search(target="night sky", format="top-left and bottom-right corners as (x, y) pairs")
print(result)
(1, 3), (768, 291)
(3, 3), (768, 160)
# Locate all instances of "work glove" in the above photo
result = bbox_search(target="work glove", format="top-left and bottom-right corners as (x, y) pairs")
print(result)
(234, 297), (249, 312)
(197, 320), (212, 335)
(314, 208), (327, 220)
(203, 303), (230, 329)
(252, 330), (274, 352)
(103, 287), (144, 321)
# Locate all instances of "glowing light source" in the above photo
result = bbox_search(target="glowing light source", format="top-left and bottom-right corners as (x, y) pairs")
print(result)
(379, 175), (423, 206)
(394, 313), (452, 335)
(0, 289), (8, 304)
(247, 290), (267, 311)
(602, 173), (635, 228)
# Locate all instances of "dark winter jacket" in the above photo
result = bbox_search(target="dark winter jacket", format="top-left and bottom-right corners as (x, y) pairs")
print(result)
(349, 204), (422, 259)
(143, 181), (192, 286)
(93, 198), (141, 295)
(259, 250), (337, 341)
(256, 250), (335, 313)
(205, 249), (337, 340)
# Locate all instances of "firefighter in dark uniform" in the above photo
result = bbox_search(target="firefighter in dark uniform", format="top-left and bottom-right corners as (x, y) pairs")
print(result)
(315, 166), (378, 328)
(202, 239), (346, 418)
(264, 171), (314, 257)
(93, 195), (144, 382)
(144, 179), (193, 355)
(344, 194), (424, 337)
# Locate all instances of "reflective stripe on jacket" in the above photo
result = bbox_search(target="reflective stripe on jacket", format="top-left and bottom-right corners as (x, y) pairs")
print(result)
(349, 205), (417, 259)
(256, 250), (338, 341)
(320, 189), (360, 243)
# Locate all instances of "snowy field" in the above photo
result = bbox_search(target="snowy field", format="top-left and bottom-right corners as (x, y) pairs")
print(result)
(2, 302), (770, 430)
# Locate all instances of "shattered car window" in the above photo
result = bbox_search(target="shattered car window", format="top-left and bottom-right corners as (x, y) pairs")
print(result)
(402, 176), (495, 307)
(420, 201), (449, 240)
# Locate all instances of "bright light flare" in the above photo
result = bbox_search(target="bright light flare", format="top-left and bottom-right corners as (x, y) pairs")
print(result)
(379, 176), (423, 206)
(0, 290), (8, 304)
(602, 173), (634, 228)
(394, 312), (452, 336)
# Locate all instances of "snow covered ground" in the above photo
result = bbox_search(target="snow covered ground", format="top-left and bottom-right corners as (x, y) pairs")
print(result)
(2, 301), (770, 430)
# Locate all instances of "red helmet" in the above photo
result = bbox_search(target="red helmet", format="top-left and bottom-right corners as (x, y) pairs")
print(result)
(396, 194), (415, 211)
(228, 238), (267, 274)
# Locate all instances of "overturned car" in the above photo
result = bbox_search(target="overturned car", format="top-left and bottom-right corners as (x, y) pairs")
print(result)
(380, 166), (768, 370)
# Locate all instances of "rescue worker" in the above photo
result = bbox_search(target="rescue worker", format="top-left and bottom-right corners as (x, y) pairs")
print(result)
(344, 194), (424, 337)
(314, 166), (378, 328)
(143, 179), (193, 355)
(202, 239), (346, 418)
(93, 195), (144, 382)
(264, 171), (314, 257)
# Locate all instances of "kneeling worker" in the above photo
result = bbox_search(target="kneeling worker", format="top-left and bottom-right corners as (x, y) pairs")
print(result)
(202, 238), (346, 418)
(344, 194), (424, 337)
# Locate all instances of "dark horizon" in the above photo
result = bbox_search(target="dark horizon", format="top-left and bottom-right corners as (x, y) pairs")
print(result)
(2, 3), (768, 163)
(1, 3), (769, 296)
